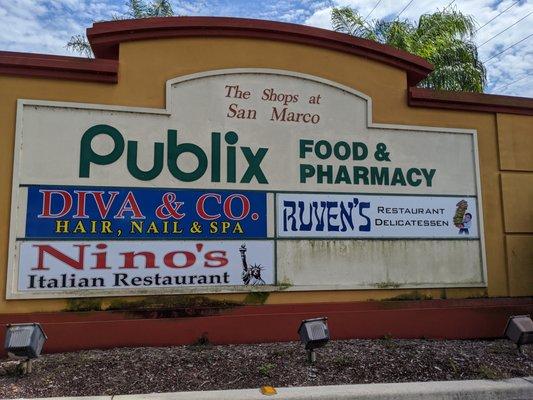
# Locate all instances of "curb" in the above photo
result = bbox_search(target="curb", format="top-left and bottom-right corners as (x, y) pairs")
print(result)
(14, 377), (533, 400)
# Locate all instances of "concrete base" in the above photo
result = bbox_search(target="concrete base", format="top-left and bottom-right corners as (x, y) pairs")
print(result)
(20, 377), (533, 400)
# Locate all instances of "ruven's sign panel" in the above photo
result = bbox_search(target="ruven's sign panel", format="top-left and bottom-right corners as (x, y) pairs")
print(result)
(277, 193), (479, 238)
(7, 69), (485, 298)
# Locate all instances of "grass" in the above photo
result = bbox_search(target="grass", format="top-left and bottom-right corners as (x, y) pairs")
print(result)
(258, 363), (276, 377)
(379, 333), (397, 349)
(477, 364), (505, 380)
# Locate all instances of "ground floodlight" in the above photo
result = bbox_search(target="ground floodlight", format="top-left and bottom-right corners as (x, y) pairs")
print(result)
(298, 317), (329, 362)
(5, 323), (47, 374)
(504, 315), (533, 350)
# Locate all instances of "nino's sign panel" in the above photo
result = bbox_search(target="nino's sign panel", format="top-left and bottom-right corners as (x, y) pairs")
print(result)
(7, 69), (485, 299)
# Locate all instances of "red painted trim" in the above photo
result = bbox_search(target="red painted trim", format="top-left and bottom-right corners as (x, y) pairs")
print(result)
(409, 87), (533, 116)
(0, 18), (531, 112)
(0, 51), (118, 83)
(1, 298), (531, 354)
(86, 16), (433, 86)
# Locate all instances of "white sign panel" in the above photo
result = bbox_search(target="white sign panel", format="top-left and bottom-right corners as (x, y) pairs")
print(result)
(18, 241), (274, 294)
(277, 193), (479, 238)
(16, 72), (477, 195)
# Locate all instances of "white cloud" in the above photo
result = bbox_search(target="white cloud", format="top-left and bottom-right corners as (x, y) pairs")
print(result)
(0, 0), (124, 55)
(0, 0), (530, 96)
(305, 6), (332, 28)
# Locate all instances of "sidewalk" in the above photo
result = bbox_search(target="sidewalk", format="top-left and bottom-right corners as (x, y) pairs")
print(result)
(9, 377), (533, 400)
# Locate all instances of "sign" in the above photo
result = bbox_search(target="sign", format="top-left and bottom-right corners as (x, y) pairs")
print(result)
(15, 74), (476, 196)
(25, 186), (267, 239)
(18, 241), (274, 292)
(277, 193), (479, 238)
(7, 69), (485, 298)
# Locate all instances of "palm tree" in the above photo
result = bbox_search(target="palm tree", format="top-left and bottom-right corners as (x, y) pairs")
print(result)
(66, 0), (174, 57)
(331, 6), (486, 92)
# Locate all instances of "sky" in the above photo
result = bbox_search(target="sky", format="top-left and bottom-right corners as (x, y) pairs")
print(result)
(0, 0), (531, 97)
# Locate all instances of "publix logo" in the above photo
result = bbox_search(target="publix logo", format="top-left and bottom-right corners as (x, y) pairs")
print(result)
(79, 124), (269, 183)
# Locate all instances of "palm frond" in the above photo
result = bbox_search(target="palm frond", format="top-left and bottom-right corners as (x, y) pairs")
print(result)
(127, 0), (148, 18)
(422, 39), (486, 91)
(331, 6), (485, 92)
(66, 34), (93, 58)
(331, 7), (376, 39)
(374, 19), (416, 50)
(147, 0), (174, 17)
(416, 7), (476, 43)
(64, 0), (177, 58)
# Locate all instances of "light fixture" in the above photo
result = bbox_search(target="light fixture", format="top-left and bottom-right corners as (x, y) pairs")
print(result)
(504, 315), (533, 352)
(298, 317), (329, 363)
(4, 323), (47, 374)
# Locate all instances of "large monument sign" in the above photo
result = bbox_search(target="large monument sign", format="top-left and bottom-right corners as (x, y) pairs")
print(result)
(7, 69), (485, 298)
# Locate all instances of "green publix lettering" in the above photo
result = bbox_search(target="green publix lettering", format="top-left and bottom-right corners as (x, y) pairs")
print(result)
(79, 124), (269, 183)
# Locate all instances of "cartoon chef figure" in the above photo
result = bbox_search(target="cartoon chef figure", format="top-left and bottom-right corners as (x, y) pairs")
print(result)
(459, 213), (472, 235)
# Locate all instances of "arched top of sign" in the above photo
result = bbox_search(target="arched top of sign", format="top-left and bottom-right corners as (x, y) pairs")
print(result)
(165, 68), (372, 132)
(163, 68), (477, 136)
(167, 68), (373, 102)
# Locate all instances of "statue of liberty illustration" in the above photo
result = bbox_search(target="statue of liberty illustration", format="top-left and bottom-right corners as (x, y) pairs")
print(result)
(239, 244), (266, 286)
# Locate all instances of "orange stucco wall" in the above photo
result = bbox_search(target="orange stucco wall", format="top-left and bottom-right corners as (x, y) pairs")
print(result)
(0, 36), (531, 314)
(497, 113), (533, 297)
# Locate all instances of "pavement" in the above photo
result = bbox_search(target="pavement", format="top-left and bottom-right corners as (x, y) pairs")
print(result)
(6, 377), (533, 400)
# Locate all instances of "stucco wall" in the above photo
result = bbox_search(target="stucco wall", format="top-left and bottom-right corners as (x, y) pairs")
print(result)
(497, 114), (533, 297)
(0, 36), (531, 313)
